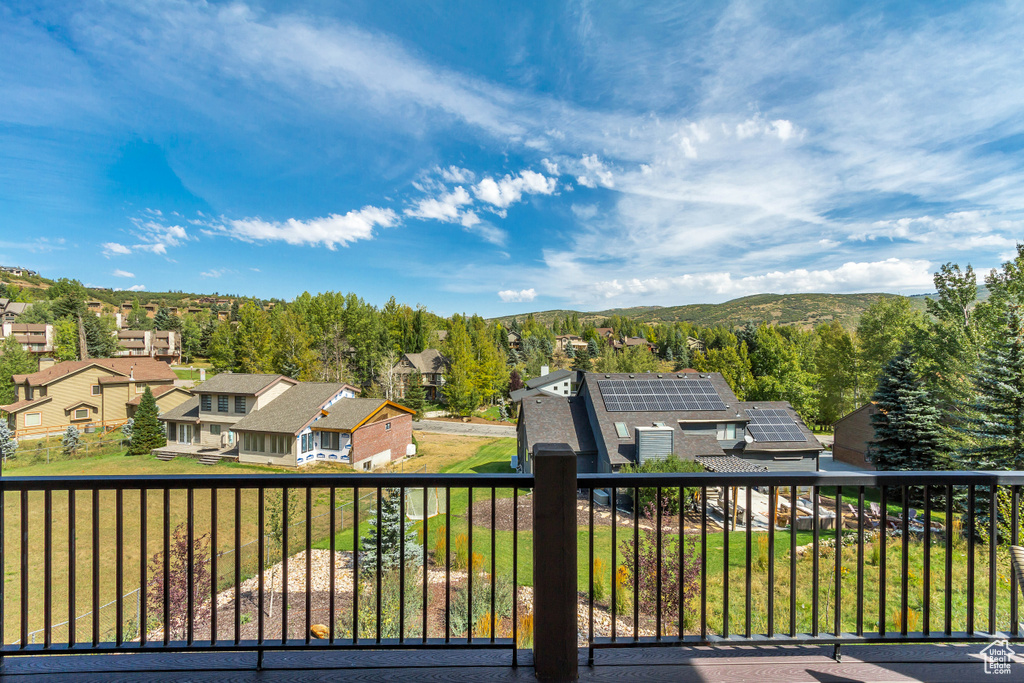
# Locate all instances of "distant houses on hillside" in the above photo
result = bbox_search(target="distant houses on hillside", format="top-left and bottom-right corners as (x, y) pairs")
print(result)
(391, 349), (450, 401)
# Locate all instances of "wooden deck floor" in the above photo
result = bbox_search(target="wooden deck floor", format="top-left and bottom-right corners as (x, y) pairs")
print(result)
(1, 644), (1019, 682)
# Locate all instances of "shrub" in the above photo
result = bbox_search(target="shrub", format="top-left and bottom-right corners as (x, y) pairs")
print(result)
(449, 573), (514, 637)
(337, 570), (421, 640)
(454, 533), (469, 570)
(433, 525), (447, 562)
(592, 557), (607, 602)
(61, 426), (80, 457)
(614, 565), (631, 616)
(619, 501), (701, 624)
(146, 523), (212, 641)
(619, 455), (704, 515)
(517, 613), (534, 649)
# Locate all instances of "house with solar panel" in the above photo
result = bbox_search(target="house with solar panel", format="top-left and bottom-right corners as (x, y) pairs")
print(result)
(516, 371), (822, 475)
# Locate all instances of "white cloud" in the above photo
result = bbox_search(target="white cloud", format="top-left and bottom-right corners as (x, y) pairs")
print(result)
(405, 186), (473, 222)
(114, 284), (147, 292)
(473, 170), (557, 209)
(219, 206), (399, 249)
(200, 268), (230, 278)
(849, 211), (1023, 249)
(575, 154), (615, 189)
(584, 259), (934, 304)
(498, 288), (537, 302)
(102, 242), (132, 256)
(112, 269), (135, 278)
(541, 158), (559, 175)
(438, 166), (475, 183)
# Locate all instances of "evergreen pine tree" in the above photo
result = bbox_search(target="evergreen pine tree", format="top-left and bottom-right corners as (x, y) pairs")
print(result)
(130, 386), (166, 455)
(360, 488), (423, 573)
(404, 370), (426, 419)
(153, 307), (173, 331)
(866, 344), (946, 471)
(571, 349), (591, 372)
(587, 339), (599, 359)
(121, 417), (134, 442)
(0, 421), (18, 465)
(957, 304), (1024, 470)
(61, 426), (81, 456)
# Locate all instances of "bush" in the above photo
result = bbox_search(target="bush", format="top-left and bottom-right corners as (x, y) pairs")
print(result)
(449, 573), (514, 638)
(619, 500), (701, 624)
(619, 455), (704, 515)
(592, 557), (607, 602)
(453, 533), (469, 570)
(614, 565), (631, 616)
(61, 426), (80, 457)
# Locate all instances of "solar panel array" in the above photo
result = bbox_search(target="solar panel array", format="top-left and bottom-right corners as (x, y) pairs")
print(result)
(597, 378), (727, 412)
(746, 408), (806, 442)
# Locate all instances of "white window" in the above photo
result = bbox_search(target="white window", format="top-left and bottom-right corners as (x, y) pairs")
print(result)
(136, 383), (146, 394)
(73, 408), (89, 420)
(25, 412), (41, 427)
(385, 422), (391, 431)
(91, 385), (101, 396)
(716, 423), (737, 440)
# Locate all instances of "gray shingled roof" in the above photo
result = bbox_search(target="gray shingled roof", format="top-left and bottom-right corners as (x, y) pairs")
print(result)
(393, 349), (449, 375)
(524, 369), (577, 390)
(737, 401), (823, 452)
(230, 383), (352, 434)
(675, 434), (727, 458)
(193, 373), (294, 396)
(159, 396), (200, 423)
(694, 455), (768, 473)
(312, 398), (396, 431)
(581, 372), (744, 466)
(519, 396), (597, 454)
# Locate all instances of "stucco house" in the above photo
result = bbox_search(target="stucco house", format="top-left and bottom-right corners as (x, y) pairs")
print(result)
(509, 368), (580, 403)
(1, 323), (53, 355)
(2, 357), (183, 437)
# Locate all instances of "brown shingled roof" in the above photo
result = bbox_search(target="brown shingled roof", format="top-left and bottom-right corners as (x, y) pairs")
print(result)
(13, 358), (177, 387)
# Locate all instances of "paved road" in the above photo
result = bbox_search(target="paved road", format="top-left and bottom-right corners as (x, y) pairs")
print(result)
(413, 419), (516, 438)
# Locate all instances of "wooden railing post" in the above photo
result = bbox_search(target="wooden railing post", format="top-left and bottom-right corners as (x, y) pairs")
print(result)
(533, 443), (578, 680)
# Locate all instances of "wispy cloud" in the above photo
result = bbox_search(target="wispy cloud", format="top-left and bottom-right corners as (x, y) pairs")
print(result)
(112, 269), (135, 278)
(200, 268), (231, 278)
(114, 284), (147, 292)
(214, 206), (399, 249)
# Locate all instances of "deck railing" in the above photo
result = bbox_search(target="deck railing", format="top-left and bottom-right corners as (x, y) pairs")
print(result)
(2, 445), (1023, 680)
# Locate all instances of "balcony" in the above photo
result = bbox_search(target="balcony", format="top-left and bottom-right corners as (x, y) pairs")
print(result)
(2, 447), (1022, 681)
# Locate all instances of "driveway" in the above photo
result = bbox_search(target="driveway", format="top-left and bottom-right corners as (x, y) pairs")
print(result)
(413, 420), (516, 438)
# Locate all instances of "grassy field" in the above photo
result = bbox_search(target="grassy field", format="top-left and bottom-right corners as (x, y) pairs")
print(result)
(4, 437), (1019, 645)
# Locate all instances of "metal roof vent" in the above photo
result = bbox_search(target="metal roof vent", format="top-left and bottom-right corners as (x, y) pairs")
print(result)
(628, 374), (635, 378)
(635, 425), (674, 465)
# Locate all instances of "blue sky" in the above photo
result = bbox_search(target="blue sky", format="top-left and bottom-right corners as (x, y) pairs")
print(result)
(2, 1), (1023, 317)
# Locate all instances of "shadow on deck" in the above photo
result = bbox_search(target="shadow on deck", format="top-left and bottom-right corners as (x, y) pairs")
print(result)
(2, 644), (1018, 682)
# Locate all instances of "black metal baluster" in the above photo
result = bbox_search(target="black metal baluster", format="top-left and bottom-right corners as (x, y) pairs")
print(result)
(923, 484), (931, 637)
(656, 487), (663, 641)
(68, 489), (76, 648)
(376, 488), (382, 644)
(163, 488), (170, 646)
(611, 487), (617, 642)
(445, 487), (450, 643)
(116, 488), (123, 647)
(490, 486), (496, 645)
(745, 485), (752, 639)
(856, 487), (864, 637)
(879, 485), (887, 636)
(967, 484), (975, 634)
(834, 486), (842, 638)
(399, 486), (406, 644)
(702, 486), (708, 641)
(234, 488), (241, 646)
(329, 487), (336, 645)
(44, 489), (52, 649)
(257, 487), (264, 649)
(281, 486), (288, 645)
(944, 484), (952, 637)
(353, 487), (359, 644)
(1, 486), (5, 654)
(680, 485), (686, 641)
(901, 486), (909, 638)
(512, 485), (519, 667)
(989, 484), (997, 636)
(633, 486), (639, 641)
(305, 487), (312, 645)
(211, 488), (217, 646)
(790, 485), (797, 638)
(812, 486), (819, 638)
(187, 487), (194, 647)
(1012, 485), (1020, 637)
(723, 484), (729, 638)
(424, 485), (430, 644)
(20, 490), (28, 650)
(588, 487), (594, 663)
(140, 488), (147, 648)
(92, 489), (99, 648)
(768, 485), (775, 638)
(468, 487), (474, 644)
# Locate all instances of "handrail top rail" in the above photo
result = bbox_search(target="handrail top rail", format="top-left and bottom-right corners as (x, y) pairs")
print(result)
(578, 469), (1024, 486)
(0, 472), (535, 491)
